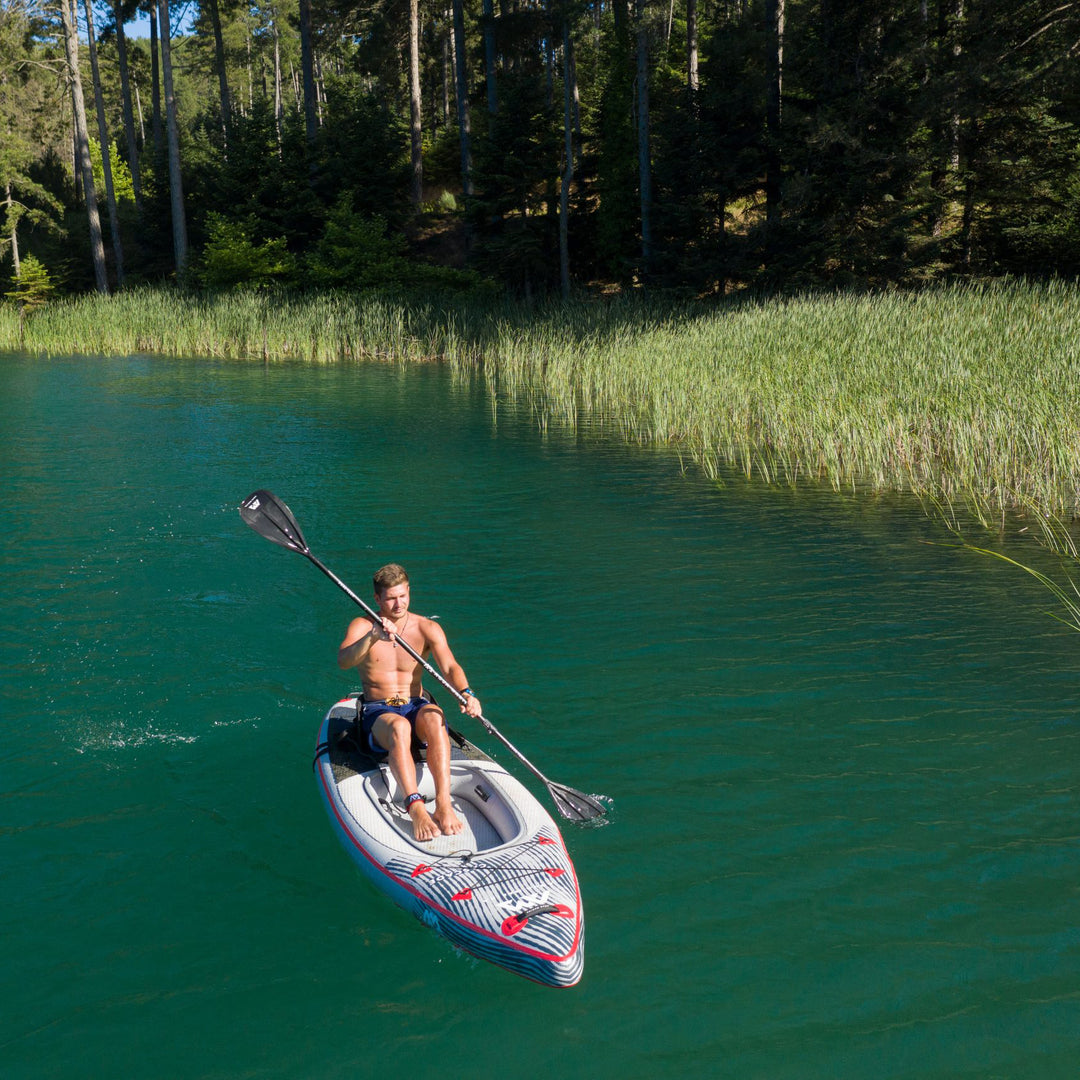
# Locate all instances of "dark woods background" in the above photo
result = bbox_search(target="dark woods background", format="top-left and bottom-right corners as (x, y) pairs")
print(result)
(3, 0), (1079, 297)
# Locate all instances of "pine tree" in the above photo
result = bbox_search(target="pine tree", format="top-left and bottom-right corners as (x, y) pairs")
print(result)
(6, 251), (54, 309)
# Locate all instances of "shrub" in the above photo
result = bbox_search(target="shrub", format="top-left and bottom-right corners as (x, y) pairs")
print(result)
(197, 214), (295, 290)
(305, 199), (407, 289)
(306, 196), (489, 294)
(5, 254), (54, 310)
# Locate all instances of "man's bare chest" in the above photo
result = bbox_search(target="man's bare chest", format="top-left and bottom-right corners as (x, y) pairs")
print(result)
(365, 634), (426, 672)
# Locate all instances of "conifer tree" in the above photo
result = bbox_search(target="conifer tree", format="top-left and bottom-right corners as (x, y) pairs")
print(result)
(60, 0), (108, 292)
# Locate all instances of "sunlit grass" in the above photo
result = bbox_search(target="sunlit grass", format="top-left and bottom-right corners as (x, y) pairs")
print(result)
(4, 279), (1080, 519)
(0, 287), (461, 364)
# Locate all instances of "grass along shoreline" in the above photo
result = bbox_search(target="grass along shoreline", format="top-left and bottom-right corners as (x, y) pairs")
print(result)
(4, 280), (1080, 521)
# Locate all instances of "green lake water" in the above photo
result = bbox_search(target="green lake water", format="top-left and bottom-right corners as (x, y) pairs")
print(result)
(2, 351), (1078, 1079)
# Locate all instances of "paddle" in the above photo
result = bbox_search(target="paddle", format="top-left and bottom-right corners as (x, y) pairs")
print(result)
(239, 489), (609, 823)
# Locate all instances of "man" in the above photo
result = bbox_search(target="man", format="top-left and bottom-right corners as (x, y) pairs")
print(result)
(337, 563), (483, 842)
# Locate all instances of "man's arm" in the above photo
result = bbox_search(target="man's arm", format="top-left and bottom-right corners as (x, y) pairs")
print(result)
(337, 616), (378, 670)
(425, 620), (482, 717)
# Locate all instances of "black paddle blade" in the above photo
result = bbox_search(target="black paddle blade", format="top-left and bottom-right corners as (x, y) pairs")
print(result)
(549, 783), (610, 823)
(239, 490), (309, 554)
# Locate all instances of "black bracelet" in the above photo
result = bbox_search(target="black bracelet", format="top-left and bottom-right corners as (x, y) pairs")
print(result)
(403, 792), (425, 811)
(461, 687), (475, 697)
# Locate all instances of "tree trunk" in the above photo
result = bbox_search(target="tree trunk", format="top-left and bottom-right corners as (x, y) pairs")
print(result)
(83, 0), (125, 287)
(949, 0), (962, 177)
(5, 181), (20, 279)
(314, 49), (326, 117)
(272, 8), (283, 146)
(955, 1), (974, 268)
(636, 0), (653, 279)
(764, 0), (784, 235)
(947, 0), (965, 247)
(545, 33), (554, 110)
(570, 25), (580, 137)
(112, 0), (142, 211)
(928, 0), (964, 240)
(545, 33), (557, 243)
(482, 0), (497, 114)
(442, 19), (451, 128)
(451, 0), (473, 200)
(559, 20), (574, 299)
(206, 0), (232, 147)
(135, 78), (146, 144)
(246, 22), (254, 115)
(158, 0), (189, 282)
(613, 0), (628, 35)
(298, 0), (317, 143)
(148, 2), (163, 157)
(409, 0), (424, 206)
(61, 0), (108, 293)
(72, 125), (81, 202)
(686, 0), (698, 96)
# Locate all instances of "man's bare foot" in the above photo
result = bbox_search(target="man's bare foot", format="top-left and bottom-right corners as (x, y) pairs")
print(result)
(433, 800), (464, 836)
(407, 802), (442, 842)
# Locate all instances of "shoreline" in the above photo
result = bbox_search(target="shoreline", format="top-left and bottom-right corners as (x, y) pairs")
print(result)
(3, 280), (1079, 523)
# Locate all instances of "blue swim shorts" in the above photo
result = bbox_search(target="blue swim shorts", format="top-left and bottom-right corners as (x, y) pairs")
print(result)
(358, 696), (444, 756)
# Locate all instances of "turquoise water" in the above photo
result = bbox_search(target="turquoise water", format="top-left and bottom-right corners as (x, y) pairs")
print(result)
(3, 352), (1078, 1078)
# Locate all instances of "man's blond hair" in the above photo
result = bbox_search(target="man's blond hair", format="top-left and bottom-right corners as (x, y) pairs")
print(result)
(373, 563), (409, 594)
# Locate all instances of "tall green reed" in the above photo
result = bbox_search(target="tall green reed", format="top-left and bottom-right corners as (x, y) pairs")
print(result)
(1, 287), (465, 364)
(448, 280), (1080, 520)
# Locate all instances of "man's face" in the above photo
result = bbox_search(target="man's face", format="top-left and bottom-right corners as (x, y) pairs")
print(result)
(376, 582), (410, 619)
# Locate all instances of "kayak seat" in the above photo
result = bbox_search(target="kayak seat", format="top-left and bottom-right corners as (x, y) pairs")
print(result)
(317, 691), (468, 779)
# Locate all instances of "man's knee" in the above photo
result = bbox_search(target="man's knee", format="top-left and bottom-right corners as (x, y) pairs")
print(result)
(414, 706), (446, 741)
(374, 713), (412, 750)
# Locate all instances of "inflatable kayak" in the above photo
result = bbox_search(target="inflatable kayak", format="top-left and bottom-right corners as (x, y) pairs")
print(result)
(314, 694), (585, 987)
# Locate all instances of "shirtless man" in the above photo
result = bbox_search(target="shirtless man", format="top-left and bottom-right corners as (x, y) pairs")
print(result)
(337, 563), (483, 842)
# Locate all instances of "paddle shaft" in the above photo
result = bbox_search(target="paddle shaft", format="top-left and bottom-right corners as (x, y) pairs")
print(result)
(239, 489), (605, 814)
(304, 550), (560, 788)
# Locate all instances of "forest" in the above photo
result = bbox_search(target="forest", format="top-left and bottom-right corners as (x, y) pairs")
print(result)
(2, 0), (1079, 300)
